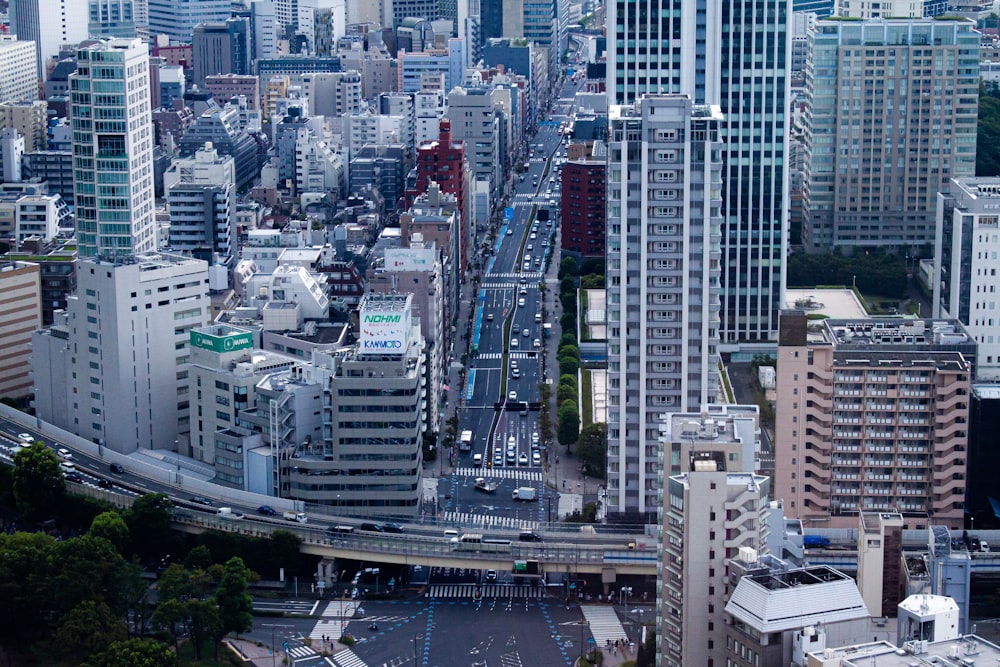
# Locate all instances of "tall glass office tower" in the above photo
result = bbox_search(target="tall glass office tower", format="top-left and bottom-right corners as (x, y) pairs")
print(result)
(70, 39), (156, 259)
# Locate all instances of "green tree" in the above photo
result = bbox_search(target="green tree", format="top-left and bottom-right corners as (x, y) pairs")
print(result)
(560, 312), (577, 333)
(422, 430), (438, 462)
(560, 291), (577, 313)
(558, 399), (581, 448)
(577, 423), (608, 479)
(156, 563), (193, 603)
(560, 276), (576, 294)
(558, 256), (578, 280)
(557, 382), (578, 406)
(579, 257), (605, 276)
(183, 544), (213, 571)
(54, 600), (127, 660)
(216, 557), (254, 638)
(0, 532), (57, 649)
(270, 530), (302, 578)
(580, 274), (605, 289)
(559, 333), (578, 349)
(12, 442), (65, 521)
(150, 599), (187, 651)
(84, 638), (178, 667)
(559, 374), (578, 391)
(90, 510), (130, 555)
(125, 493), (175, 561)
(559, 356), (579, 378)
(119, 560), (154, 639)
(185, 598), (222, 661)
(558, 346), (580, 364)
(47, 535), (128, 618)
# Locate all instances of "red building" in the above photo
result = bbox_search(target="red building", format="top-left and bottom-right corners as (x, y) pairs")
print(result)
(561, 157), (606, 257)
(406, 119), (469, 272)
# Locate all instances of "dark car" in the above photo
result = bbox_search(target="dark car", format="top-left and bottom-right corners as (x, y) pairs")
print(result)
(190, 496), (213, 507)
(65, 472), (83, 483)
(109, 463), (125, 474)
(381, 522), (405, 534)
(518, 531), (543, 542)
(257, 505), (277, 516)
(98, 478), (113, 489)
(359, 522), (382, 533)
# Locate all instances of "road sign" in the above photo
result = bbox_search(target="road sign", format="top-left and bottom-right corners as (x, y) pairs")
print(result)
(505, 207), (514, 221)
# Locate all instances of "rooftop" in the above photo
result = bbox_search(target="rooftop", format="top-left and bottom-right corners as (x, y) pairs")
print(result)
(810, 635), (1000, 667)
(786, 288), (869, 319)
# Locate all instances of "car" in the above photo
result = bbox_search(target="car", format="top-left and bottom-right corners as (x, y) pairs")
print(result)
(522, 328), (530, 337)
(109, 462), (124, 474)
(382, 522), (405, 533)
(519, 531), (543, 542)
(511, 359), (518, 368)
(518, 453), (528, 466)
(487, 313), (494, 321)
(510, 338), (518, 347)
(532, 452), (542, 465)
(65, 472), (83, 483)
(533, 338), (541, 348)
(530, 233), (536, 240)
(526, 244), (533, 251)
(190, 496), (214, 507)
(509, 390), (517, 401)
(57, 448), (73, 461)
(98, 478), (113, 489)
(506, 229), (513, 235)
(59, 461), (75, 473)
(359, 522), (383, 533)
(484, 569), (498, 582)
(520, 287), (527, 295)
(532, 431), (540, 445)
(17, 433), (33, 444)
(506, 450), (517, 464)
(257, 505), (278, 516)
(511, 368), (520, 378)
(518, 298), (526, 307)
(493, 452), (504, 466)
(508, 435), (516, 447)
(535, 313), (542, 322)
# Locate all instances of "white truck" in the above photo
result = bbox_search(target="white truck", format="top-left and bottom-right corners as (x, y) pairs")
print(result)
(217, 507), (245, 519)
(282, 510), (307, 523)
(512, 487), (537, 501)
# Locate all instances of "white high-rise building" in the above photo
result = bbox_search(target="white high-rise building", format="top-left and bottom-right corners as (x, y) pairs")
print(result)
(605, 95), (724, 520)
(71, 39), (156, 259)
(660, 452), (770, 667)
(165, 142), (237, 261)
(31, 254), (211, 454)
(8, 0), (88, 81)
(147, 0), (232, 44)
(0, 39), (40, 102)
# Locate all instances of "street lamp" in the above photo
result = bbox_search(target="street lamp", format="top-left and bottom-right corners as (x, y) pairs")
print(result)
(412, 633), (424, 665)
(579, 619), (590, 665)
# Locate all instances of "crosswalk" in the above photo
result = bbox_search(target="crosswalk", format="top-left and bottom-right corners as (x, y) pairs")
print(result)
(486, 271), (543, 280)
(428, 584), (544, 598)
(331, 649), (368, 667)
(580, 606), (628, 648)
(322, 600), (357, 617)
(308, 620), (347, 641)
(453, 467), (543, 481)
(473, 352), (539, 361)
(287, 645), (317, 659)
(440, 511), (539, 530)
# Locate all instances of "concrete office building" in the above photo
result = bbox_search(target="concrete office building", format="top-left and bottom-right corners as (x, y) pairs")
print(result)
(147, 0), (232, 44)
(856, 510), (905, 619)
(4, 238), (77, 325)
(186, 324), (297, 486)
(204, 75), (261, 112)
(165, 142), (237, 262)
(71, 39), (156, 259)
(179, 106), (261, 191)
(0, 39), (40, 103)
(446, 86), (507, 209)
(0, 129), (24, 184)
(802, 19), (979, 255)
(300, 71), (363, 118)
(605, 96), (723, 521)
(8, 0), (88, 81)
(22, 150), (73, 202)
(0, 261), (41, 400)
(31, 254), (210, 453)
(775, 312), (974, 529)
(14, 194), (71, 246)
(608, 0), (790, 343)
(0, 101), (48, 153)
(660, 451), (770, 667)
(192, 19), (252, 88)
(398, 41), (465, 94)
(934, 178), (1000, 381)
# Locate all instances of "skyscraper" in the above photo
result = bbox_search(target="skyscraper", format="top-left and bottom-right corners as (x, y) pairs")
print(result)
(147, 0), (232, 44)
(607, 0), (790, 341)
(604, 0), (790, 521)
(89, 0), (138, 38)
(70, 39), (156, 259)
(605, 95), (724, 520)
(8, 0), (88, 81)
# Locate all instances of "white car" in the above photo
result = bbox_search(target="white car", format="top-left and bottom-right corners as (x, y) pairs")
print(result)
(518, 454), (529, 466)
(533, 338), (541, 348)
(522, 328), (530, 337)
(509, 390), (518, 401)
(511, 338), (519, 347)
(57, 448), (73, 461)
(60, 461), (76, 474)
(17, 433), (33, 444)
(532, 452), (541, 465)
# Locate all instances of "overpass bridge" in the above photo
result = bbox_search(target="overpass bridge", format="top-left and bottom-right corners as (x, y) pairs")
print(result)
(171, 509), (659, 576)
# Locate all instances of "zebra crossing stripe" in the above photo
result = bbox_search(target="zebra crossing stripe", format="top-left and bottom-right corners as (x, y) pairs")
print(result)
(332, 649), (368, 667)
(287, 646), (316, 658)
(440, 511), (539, 529)
(309, 620), (347, 640)
(429, 584), (542, 598)
(453, 467), (543, 481)
(580, 606), (628, 647)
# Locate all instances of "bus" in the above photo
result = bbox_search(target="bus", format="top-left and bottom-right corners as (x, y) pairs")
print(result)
(451, 533), (513, 554)
(459, 430), (473, 451)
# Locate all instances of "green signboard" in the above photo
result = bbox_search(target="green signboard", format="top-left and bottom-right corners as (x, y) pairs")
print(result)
(190, 329), (253, 353)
